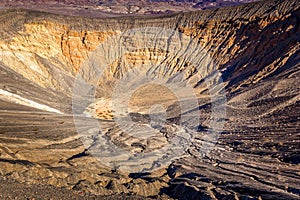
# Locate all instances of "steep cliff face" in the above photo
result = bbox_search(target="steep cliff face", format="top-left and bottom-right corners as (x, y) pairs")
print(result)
(0, 0), (299, 199)
(0, 20), (118, 91)
(0, 0), (298, 94)
(178, 0), (300, 90)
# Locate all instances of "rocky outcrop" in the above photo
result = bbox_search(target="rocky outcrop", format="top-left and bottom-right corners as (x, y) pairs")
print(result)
(0, 20), (118, 91)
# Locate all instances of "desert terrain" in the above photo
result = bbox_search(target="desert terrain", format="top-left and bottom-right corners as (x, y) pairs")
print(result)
(0, 0), (299, 199)
(0, 0), (260, 16)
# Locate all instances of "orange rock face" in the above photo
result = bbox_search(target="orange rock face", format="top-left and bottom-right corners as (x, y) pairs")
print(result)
(0, 21), (119, 89)
(60, 29), (117, 72)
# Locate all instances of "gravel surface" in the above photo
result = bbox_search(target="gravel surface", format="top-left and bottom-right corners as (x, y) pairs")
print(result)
(0, 178), (98, 200)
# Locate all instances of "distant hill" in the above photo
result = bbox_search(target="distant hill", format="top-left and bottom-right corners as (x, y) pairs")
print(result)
(0, 0), (260, 15)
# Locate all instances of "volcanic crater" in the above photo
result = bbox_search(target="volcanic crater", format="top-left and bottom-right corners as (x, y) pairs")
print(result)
(0, 0), (299, 199)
